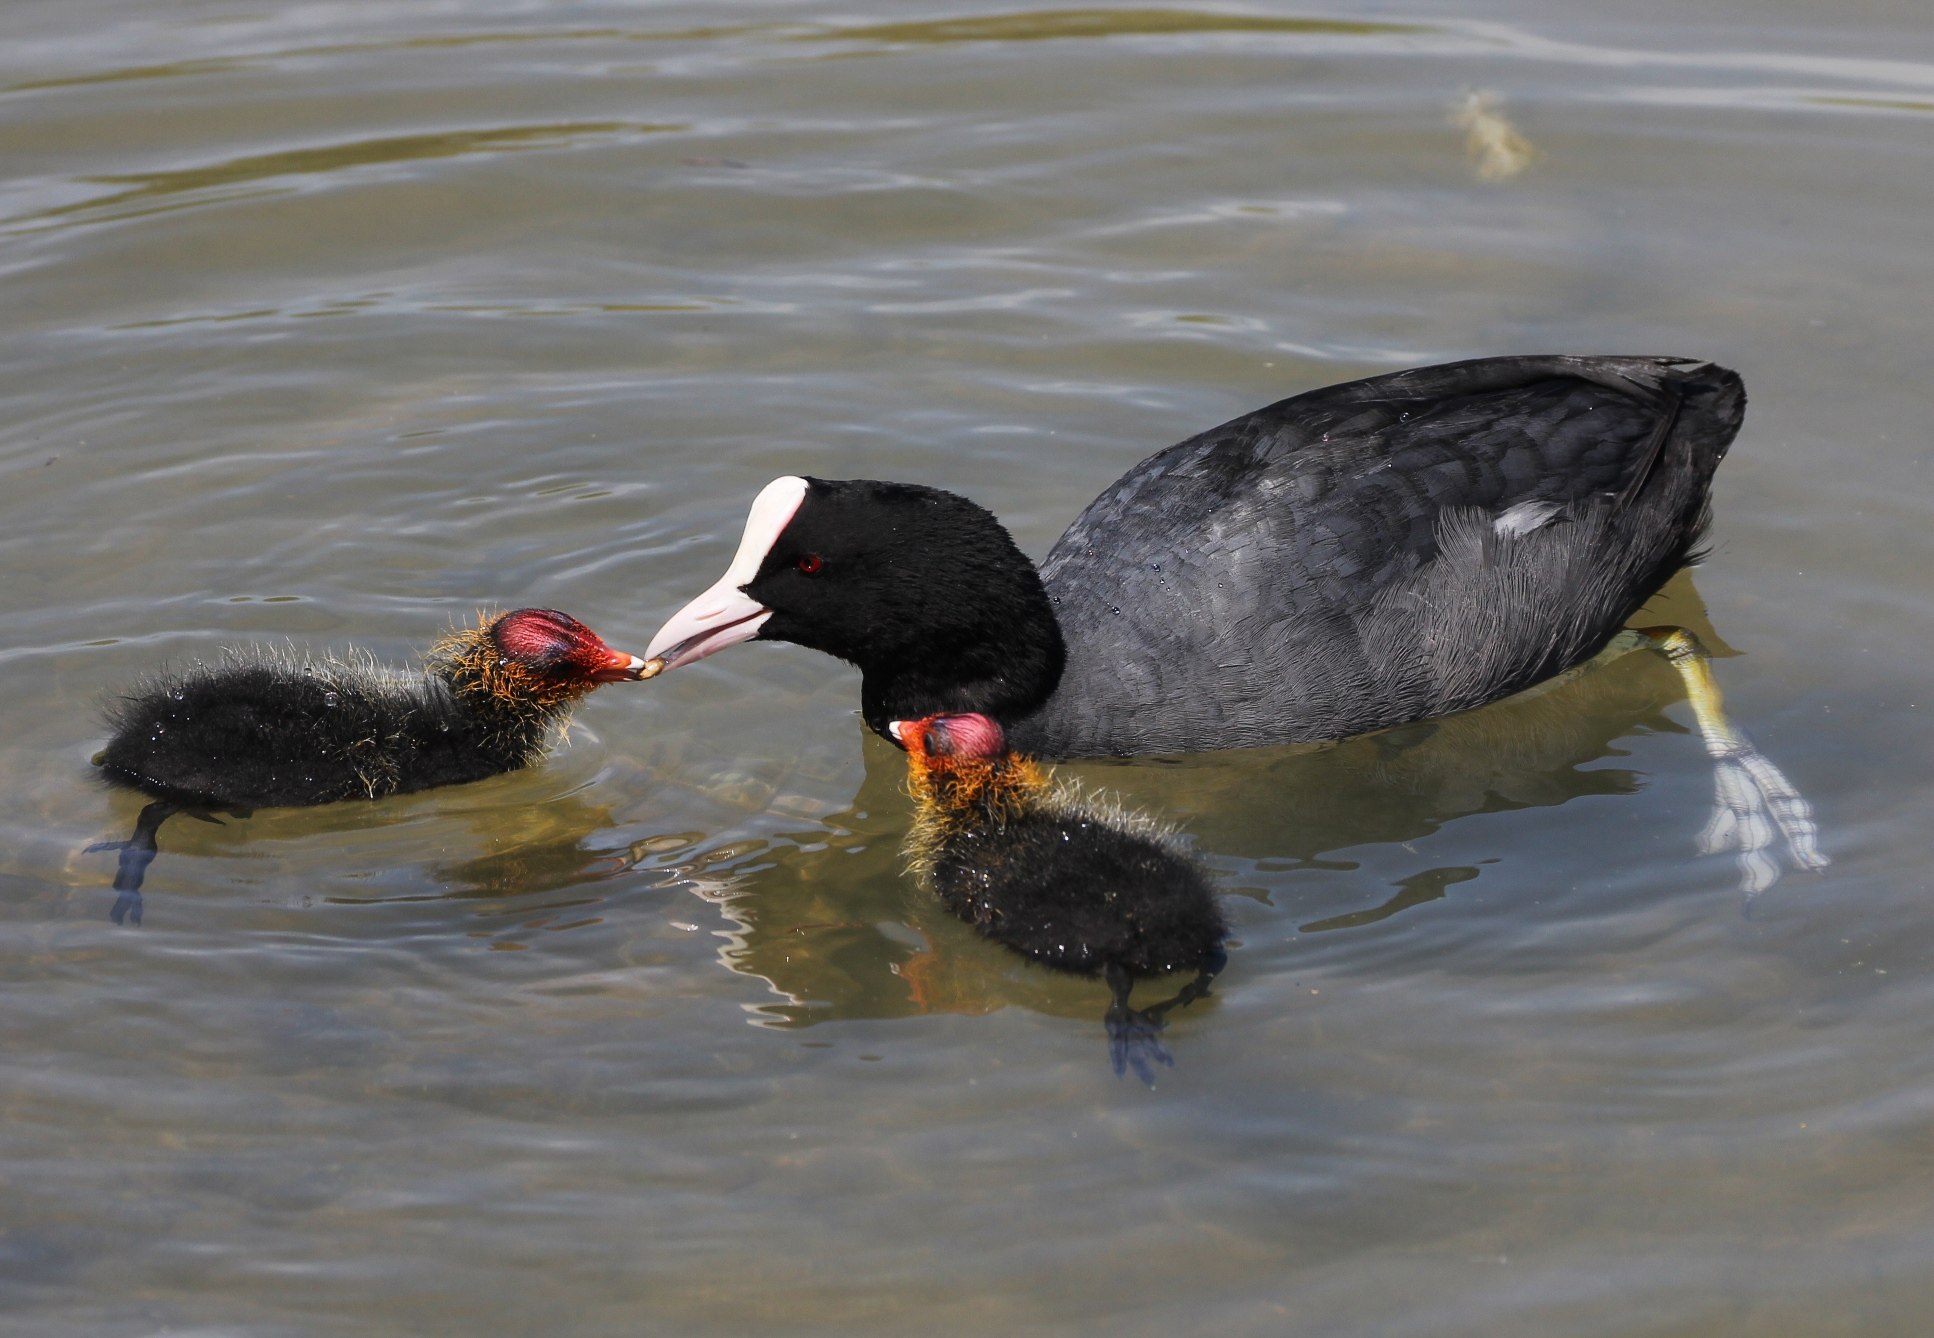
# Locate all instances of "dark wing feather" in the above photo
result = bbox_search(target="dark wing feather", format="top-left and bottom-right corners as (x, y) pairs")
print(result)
(1016, 356), (1742, 757)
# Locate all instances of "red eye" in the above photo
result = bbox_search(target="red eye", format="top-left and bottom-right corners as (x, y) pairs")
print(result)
(795, 553), (823, 575)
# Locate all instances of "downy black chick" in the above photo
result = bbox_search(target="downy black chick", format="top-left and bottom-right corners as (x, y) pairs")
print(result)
(91, 608), (651, 923)
(896, 711), (1227, 1083)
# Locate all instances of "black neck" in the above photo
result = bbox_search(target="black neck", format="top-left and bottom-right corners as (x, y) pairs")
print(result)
(859, 596), (1065, 741)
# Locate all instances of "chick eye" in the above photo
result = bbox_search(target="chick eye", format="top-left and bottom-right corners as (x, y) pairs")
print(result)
(795, 553), (824, 575)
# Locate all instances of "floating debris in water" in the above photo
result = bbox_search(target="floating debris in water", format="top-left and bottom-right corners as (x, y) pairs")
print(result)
(1452, 90), (1537, 183)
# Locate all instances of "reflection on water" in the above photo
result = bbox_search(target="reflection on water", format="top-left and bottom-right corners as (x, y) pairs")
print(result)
(682, 572), (1757, 1036)
(18, 122), (683, 231)
(4, 0), (1933, 1333)
(820, 10), (1437, 45)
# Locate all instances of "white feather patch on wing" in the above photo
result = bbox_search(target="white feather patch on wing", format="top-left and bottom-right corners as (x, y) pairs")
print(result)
(1493, 499), (1565, 538)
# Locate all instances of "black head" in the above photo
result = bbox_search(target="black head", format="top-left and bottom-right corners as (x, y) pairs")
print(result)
(646, 477), (1065, 738)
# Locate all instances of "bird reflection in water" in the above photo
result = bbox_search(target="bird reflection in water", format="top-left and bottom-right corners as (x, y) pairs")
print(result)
(697, 578), (1822, 1073)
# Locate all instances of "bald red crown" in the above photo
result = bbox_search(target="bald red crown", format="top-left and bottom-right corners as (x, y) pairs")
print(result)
(491, 609), (639, 683)
(903, 712), (1008, 760)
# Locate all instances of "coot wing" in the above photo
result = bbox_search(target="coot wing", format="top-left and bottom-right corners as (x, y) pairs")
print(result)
(1023, 356), (1742, 756)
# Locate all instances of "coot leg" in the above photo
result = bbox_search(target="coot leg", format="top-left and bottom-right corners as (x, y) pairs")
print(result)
(84, 800), (182, 925)
(1104, 961), (1175, 1086)
(1139, 947), (1229, 1028)
(1643, 627), (1827, 898)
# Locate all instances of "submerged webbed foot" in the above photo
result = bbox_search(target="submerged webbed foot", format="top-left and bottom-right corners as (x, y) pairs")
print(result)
(85, 800), (184, 925)
(1644, 627), (1828, 900)
(1699, 742), (1828, 899)
(1105, 998), (1176, 1086)
(108, 887), (143, 927)
(82, 836), (153, 925)
(1102, 952), (1226, 1086)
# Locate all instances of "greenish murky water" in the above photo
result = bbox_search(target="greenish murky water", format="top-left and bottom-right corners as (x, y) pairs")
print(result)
(4, 3), (1932, 1333)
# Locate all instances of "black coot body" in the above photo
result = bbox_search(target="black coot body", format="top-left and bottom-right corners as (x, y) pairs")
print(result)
(647, 355), (1742, 758)
(899, 713), (1227, 1082)
(91, 608), (646, 921)
(1025, 355), (1739, 756)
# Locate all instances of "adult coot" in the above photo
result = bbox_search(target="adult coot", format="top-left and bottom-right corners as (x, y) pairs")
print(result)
(645, 355), (1821, 888)
(896, 711), (1226, 1083)
(90, 608), (652, 922)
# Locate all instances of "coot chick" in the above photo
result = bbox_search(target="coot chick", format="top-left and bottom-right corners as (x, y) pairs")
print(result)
(896, 712), (1227, 1083)
(91, 608), (653, 923)
(646, 355), (1821, 889)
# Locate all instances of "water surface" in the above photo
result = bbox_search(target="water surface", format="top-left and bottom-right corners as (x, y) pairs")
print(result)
(4, 2), (1932, 1334)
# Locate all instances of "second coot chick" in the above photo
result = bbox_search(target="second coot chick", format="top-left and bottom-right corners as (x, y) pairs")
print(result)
(91, 608), (651, 922)
(896, 712), (1227, 1083)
